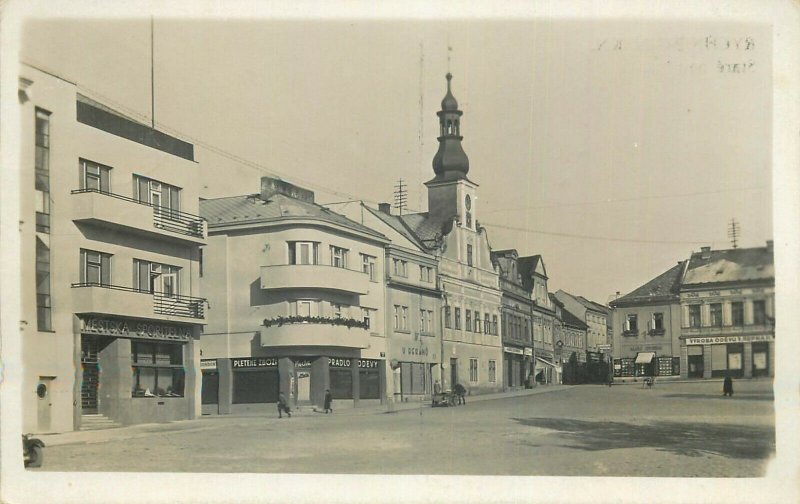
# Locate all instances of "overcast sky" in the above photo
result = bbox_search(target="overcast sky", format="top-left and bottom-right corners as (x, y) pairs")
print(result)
(21, 16), (773, 304)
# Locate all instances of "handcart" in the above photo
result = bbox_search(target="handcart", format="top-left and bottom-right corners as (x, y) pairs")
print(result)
(432, 391), (457, 407)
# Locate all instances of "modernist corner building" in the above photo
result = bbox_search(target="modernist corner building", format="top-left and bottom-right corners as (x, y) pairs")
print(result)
(610, 242), (775, 380)
(198, 178), (390, 413)
(19, 65), (207, 433)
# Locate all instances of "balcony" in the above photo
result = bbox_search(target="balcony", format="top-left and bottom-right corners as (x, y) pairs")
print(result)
(260, 264), (370, 295)
(72, 283), (207, 323)
(71, 189), (206, 245)
(260, 317), (370, 348)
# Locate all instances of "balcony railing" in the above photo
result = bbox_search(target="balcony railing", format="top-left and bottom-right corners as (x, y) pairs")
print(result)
(71, 188), (205, 239)
(71, 282), (206, 320)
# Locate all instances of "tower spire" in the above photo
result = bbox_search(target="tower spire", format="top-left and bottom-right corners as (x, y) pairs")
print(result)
(430, 73), (469, 182)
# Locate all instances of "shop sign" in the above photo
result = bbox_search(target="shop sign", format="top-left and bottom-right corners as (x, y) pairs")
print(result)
(627, 345), (664, 352)
(523, 348), (533, 356)
(232, 357), (278, 368)
(200, 359), (217, 370)
(80, 316), (192, 341)
(328, 358), (381, 369)
(293, 358), (314, 368)
(686, 334), (773, 345)
(503, 346), (524, 355)
(401, 345), (429, 357)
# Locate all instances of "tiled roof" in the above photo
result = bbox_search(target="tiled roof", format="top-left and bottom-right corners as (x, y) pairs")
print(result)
(398, 212), (455, 245)
(683, 246), (774, 285)
(517, 255), (545, 291)
(611, 261), (686, 307)
(200, 193), (387, 240)
(364, 206), (429, 249)
(560, 306), (588, 330)
(576, 296), (608, 314)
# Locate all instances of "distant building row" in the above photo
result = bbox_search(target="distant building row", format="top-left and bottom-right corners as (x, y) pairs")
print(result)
(609, 243), (774, 380)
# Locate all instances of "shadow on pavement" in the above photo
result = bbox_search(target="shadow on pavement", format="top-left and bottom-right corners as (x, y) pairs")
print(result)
(660, 393), (773, 401)
(512, 417), (775, 459)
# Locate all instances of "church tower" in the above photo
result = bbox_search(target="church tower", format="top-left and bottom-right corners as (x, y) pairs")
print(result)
(425, 73), (478, 230)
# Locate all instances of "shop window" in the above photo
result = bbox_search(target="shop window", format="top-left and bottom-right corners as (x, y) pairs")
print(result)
(469, 358), (478, 383)
(288, 241), (319, 265)
(688, 305), (701, 328)
(232, 369), (278, 404)
(657, 357), (673, 376)
(359, 368), (381, 399)
(330, 369), (353, 399)
(131, 341), (184, 397)
(400, 362), (427, 395)
(753, 300), (767, 325)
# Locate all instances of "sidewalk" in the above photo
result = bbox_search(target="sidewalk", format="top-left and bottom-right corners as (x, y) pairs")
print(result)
(37, 385), (568, 447)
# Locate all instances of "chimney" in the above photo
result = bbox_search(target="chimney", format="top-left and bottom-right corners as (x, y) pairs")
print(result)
(378, 202), (391, 214)
(700, 246), (712, 260)
(766, 240), (773, 253)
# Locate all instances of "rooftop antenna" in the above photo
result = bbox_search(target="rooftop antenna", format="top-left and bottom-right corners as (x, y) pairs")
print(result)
(394, 179), (408, 215)
(728, 218), (740, 249)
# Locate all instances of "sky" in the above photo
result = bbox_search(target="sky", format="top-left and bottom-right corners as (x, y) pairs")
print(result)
(20, 15), (773, 304)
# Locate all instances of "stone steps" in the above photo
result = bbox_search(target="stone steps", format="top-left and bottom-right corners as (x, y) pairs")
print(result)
(80, 413), (123, 431)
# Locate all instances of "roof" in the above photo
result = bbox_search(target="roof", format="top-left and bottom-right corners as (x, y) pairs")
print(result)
(396, 212), (455, 246)
(683, 246), (774, 286)
(576, 296), (608, 314)
(611, 261), (686, 307)
(364, 206), (428, 250)
(201, 193), (387, 241)
(560, 306), (588, 330)
(517, 255), (546, 291)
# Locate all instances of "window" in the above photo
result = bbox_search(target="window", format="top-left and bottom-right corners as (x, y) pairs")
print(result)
(417, 265), (433, 283)
(469, 358), (478, 383)
(710, 303), (723, 327)
(132, 341), (185, 397)
(753, 300), (767, 325)
(36, 237), (51, 331)
(484, 313), (491, 334)
(625, 314), (638, 334)
(80, 159), (111, 192)
(467, 245), (473, 267)
(134, 175), (181, 214)
(35, 108), (51, 234)
(732, 302), (744, 326)
(419, 265), (425, 281)
(199, 248), (204, 277)
(330, 246), (348, 268)
(466, 310), (472, 332)
(652, 312), (664, 332)
(454, 308), (461, 330)
(474, 311), (481, 333)
(689, 305), (701, 328)
(492, 315), (498, 335)
(444, 306), (451, 329)
(331, 303), (346, 318)
(361, 254), (376, 281)
(420, 309), (427, 333)
(488, 360), (496, 383)
(297, 300), (314, 317)
(288, 241), (319, 265)
(394, 305), (409, 331)
(524, 319), (529, 339)
(502, 314), (508, 338)
(80, 249), (111, 285)
(393, 258), (408, 277)
(133, 259), (180, 295)
(361, 308), (371, 329)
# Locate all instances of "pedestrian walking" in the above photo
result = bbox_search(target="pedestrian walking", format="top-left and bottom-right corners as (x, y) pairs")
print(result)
(453, 383), (466, 405)
(723, 375), (734, 397)
(278, 391), (291, 418)
(324, 389), (333, 414)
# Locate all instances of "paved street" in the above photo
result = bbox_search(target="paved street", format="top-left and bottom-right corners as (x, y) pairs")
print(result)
(36, 380), (774, 477)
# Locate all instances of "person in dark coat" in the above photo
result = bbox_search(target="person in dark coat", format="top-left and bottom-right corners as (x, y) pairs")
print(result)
(278, 392), (291, 418)
(723, 375), (734, 397)
(324, 389), (333, 414)
(453, 383), (466, 405)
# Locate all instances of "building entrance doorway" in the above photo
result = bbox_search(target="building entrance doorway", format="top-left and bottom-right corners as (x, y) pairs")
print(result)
(81, 337), (101, 414)
(296, 371), (311, 402)
(37, 377), (54, 432)
(687, 346), (704, 378)
(450, 358), (458, 390)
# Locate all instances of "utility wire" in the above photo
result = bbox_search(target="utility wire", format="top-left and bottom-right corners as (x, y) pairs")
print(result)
(481, 221), (709, 245)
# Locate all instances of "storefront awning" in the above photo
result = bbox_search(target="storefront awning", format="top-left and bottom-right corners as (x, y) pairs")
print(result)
(634, 352), (656, 364)
(535, 357), (556, 367)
